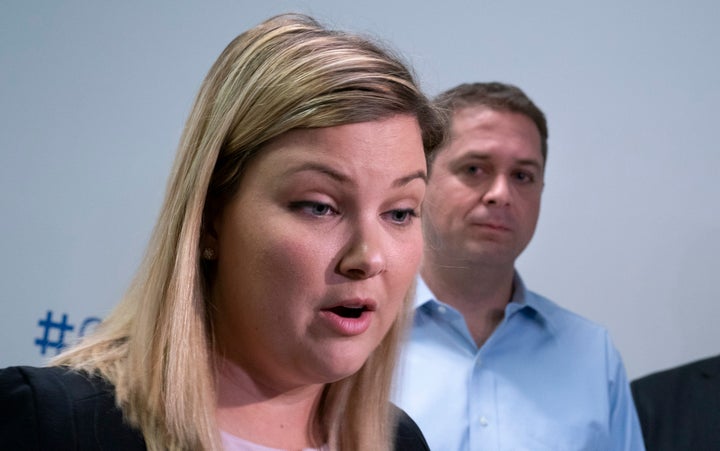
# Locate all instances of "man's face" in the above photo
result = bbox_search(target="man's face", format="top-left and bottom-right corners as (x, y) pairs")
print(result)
(422, 106), (544, 268)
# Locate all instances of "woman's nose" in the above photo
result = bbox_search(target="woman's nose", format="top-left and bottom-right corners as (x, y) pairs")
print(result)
(337, 220), (386, 280)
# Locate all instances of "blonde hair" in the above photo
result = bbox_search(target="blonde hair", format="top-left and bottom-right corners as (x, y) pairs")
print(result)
(53, 13), (445, 451)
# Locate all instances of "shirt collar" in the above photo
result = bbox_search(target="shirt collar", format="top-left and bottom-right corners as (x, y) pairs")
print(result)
(507, 272), (558, 333)
(413, 276), (436, 309)
(414, 271), (557, 333)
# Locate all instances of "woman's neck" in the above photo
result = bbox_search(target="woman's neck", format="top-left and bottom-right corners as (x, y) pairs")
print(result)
(215, 357), (326, 450)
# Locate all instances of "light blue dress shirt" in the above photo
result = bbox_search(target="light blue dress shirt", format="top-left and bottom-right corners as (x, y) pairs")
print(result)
(393, 274), (645, 451)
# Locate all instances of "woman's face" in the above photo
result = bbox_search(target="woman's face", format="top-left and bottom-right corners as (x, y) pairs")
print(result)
(210, 114), (427, 391)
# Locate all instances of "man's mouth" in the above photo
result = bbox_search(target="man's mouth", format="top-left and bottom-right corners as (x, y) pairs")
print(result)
(471, 220), (511, 231)
(482, 223), (510, 231)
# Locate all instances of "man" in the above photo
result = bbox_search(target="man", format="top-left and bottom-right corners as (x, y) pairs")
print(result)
(393, 82), (645, 450)
(631, 354), (720, 450)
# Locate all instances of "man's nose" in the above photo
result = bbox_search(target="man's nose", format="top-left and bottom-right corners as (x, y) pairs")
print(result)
(482, 175), (511, 206)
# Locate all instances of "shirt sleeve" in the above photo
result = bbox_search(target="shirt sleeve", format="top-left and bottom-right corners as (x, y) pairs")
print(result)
(606, 336), (647, 451)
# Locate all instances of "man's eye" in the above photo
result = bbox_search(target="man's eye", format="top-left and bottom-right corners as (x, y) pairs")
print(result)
(514, 171), (534, 183)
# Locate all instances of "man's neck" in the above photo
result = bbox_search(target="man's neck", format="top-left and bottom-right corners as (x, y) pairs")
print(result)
(420, 260), (516, 347)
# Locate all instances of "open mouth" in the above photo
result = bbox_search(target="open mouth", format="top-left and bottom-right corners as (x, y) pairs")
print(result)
(327, 306), (367, 319)
(319, 301), (376, 335)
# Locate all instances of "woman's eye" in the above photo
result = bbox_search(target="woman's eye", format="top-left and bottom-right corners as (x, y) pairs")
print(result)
(385, 208), (418, 225)
(289, 201), (336, 217)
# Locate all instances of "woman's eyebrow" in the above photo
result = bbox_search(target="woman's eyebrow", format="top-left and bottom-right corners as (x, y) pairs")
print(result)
(282, 163), (427, 187)
(282, 162), (349, 183)
(393, 170), (427, 187)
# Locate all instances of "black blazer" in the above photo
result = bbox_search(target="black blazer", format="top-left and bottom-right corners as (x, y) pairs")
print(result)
(631, 354), (720, 451)
(0, 366), (429, 451)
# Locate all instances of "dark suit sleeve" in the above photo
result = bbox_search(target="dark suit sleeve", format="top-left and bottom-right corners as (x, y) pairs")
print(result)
(392, 404), (430, 451)
(630, 375), (655, 449)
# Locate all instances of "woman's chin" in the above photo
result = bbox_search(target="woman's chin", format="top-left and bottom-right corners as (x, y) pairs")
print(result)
(309, 347), (374, 383)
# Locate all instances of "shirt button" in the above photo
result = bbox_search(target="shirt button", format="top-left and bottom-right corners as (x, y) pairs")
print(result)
(437, 305), (447, 315)
(479, 416), (489, 427)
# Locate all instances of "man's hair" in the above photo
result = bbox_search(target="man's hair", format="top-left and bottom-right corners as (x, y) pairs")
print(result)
(53, 13), (445, 451)
(434, 81), (548, 162)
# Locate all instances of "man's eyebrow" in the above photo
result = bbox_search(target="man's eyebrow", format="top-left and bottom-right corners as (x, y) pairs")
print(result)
(454, 152), (491, 162)
(455, 152), (543, 170)
(515, 158), (544, 171)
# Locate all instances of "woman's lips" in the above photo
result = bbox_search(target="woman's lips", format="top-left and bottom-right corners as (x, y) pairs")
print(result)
(319, 300), (376, 336)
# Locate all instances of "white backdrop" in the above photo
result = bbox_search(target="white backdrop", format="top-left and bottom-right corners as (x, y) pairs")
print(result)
(2, 0), (719, 380)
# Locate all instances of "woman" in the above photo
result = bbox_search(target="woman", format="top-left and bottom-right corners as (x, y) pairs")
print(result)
(0, 13), (446, 451)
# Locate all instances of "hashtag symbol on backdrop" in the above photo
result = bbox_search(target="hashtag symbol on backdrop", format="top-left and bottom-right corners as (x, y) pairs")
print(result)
(34, 310), (75, 355)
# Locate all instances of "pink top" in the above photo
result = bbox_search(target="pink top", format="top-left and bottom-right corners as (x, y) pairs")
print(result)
(220, 431), (329, 451)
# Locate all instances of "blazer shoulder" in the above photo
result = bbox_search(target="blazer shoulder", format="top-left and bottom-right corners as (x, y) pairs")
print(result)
(633, 354), (720, 393)
(631, 355), (720, 450)
(1, 365), (90, 450)
(0, 365), (145, 450)
(391, 404), (430, 451)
